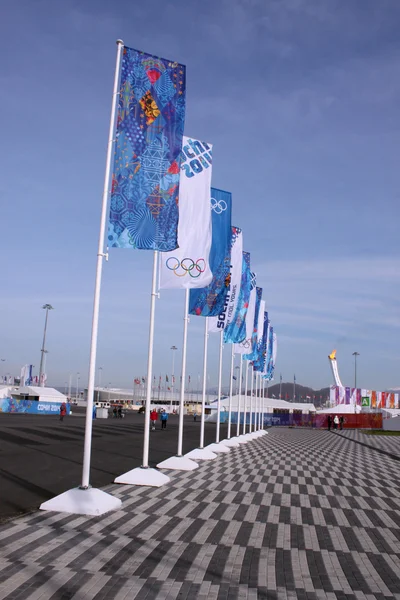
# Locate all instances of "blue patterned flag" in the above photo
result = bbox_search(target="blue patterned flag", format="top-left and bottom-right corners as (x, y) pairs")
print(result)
(264, 325), (274, 379)
(223, 251), (251, 344)
(108, 46), (186, 250)
(253, 313), (269, 372)
(189, 188), (232, 317)
(244, 287), (262, 361)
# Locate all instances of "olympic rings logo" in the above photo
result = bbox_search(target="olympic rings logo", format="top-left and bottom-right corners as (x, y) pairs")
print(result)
(166, 257), (206, 278)
(211, 197), (227, 214)
(238, 339), (251, 349)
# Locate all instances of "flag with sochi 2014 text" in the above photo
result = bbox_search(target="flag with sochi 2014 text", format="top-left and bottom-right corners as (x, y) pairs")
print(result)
(243, 287), (263, 361)
(159, 136), (213, 288)
(224, 251), (251, 344)
(108, 46), (186, 251)
(234, 271), (257, 354)
(208, 227), (243, 333)
(189, 188), (232, 316)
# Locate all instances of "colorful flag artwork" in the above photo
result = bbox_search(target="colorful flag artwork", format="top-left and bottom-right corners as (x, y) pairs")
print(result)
(234, 272), (257, 355)
(208, 227), (243, 333)
(189, 188), (232, 317)
(108, 46), (186, 250)
(159, 136), (213, 288)
(253, 312), (268, 372)
(244, 287), (262, 361)
(224, 251), (251, 344)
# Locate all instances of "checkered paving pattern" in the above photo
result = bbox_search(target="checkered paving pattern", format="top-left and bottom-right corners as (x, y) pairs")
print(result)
(0, 428), (399, 599)
(338, 429), (400, 460)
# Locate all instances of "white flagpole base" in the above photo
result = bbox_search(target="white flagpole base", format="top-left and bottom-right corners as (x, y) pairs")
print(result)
(40, 487), (121, 516)
(220, 438), (241, 447)
(206, 443), (230, 453)
(157, 456), (199, 471)
(185, 448), (217, 460)
(236, 436), (249, 444)
(114, 467), (170, 487)
(243, 433), (255, 441)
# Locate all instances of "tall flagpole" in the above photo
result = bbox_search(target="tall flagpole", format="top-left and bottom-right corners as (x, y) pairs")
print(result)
(200, 318), (209, 448)
(116, 249), (171, 485)
(216, 330), (224, 443)
(177, 289), (190, 456)
(227, 345), (234, 439)
(41, 40), (125, 514)
(142, 250), (159, 468)
(243, 360), (248, 434)
(81, 39), (124, 489)
(185, 317), (217, 460)
(261, 377), (264, 429)
(249, 367), (254, 432)
(157, 289), (199, 470)
(236, 355), (243, 436)
(256, 372), (260, 430)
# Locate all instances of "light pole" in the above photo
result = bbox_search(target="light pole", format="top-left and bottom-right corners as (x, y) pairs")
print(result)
(352, 352), (360, 388)
(279, 374), (282, 399)
(170, 345), (178, 408)
(76, 372), (80, 402)
(108, 382), (111, 402)
(97, 367), (103, 403)
(38, 304), (54, 387)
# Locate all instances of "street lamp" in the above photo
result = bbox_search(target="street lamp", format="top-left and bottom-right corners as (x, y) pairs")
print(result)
(76, 372), (80, 402)
(108, 382), (112, 402)
(170, 345), (178, 407)
(38, 304), (54, 387)
(352, 352), (360, 388)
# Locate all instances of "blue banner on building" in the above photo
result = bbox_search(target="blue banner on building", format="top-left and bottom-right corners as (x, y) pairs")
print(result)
(0, 398), (71, 415)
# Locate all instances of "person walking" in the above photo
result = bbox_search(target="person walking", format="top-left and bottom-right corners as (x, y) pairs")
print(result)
(160, 410), (168, 430)
(327, 415), (332, 431)
(339, 415), (344, 431)
(59, 402), (67, 422)
(118, 405), (123, 418)
(333, 415), (339, 430)
(150, 409), (158, 431)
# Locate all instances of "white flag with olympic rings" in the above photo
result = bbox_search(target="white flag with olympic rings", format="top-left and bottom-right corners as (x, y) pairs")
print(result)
(159, 136), (213, 289)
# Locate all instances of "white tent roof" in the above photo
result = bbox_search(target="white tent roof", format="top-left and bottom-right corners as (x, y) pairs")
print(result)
(0, 385), (12, 399)
(208, 395), (316, 412)
(317, 404), (361, 414)
(382, 408), (400, 418)
(18, 386), (67, 399)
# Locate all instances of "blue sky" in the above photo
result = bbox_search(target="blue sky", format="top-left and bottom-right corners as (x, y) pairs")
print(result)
(1, 0), (400, 392)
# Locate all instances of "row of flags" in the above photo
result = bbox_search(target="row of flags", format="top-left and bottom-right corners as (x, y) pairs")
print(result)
(134, 375), (191, 385)
(1, 368), (47, 387)
(106, 45), (277, 380)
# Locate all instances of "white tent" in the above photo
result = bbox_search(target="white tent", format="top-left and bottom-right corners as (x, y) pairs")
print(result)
(205, 395), (316, 421)
(317, 404), (361, 414)
(13, 386), (68, 403)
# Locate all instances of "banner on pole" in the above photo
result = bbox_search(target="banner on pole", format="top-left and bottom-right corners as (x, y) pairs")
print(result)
(253, 312), (268, 372)
(208, 227), (243, 333)
(244, 287), (263, 361)
(159, 136), (213, 289)
(189, 188), (232, 317)
(224, 251), (251, 344)
(108, 47), (186, 250)
(234, 272), (257, 354)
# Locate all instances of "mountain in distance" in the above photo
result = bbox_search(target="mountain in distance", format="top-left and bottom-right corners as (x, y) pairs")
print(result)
(266, 382), (330, 407)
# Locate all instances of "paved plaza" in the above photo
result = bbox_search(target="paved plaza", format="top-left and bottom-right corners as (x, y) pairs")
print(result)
(0, 427), (400, 599)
